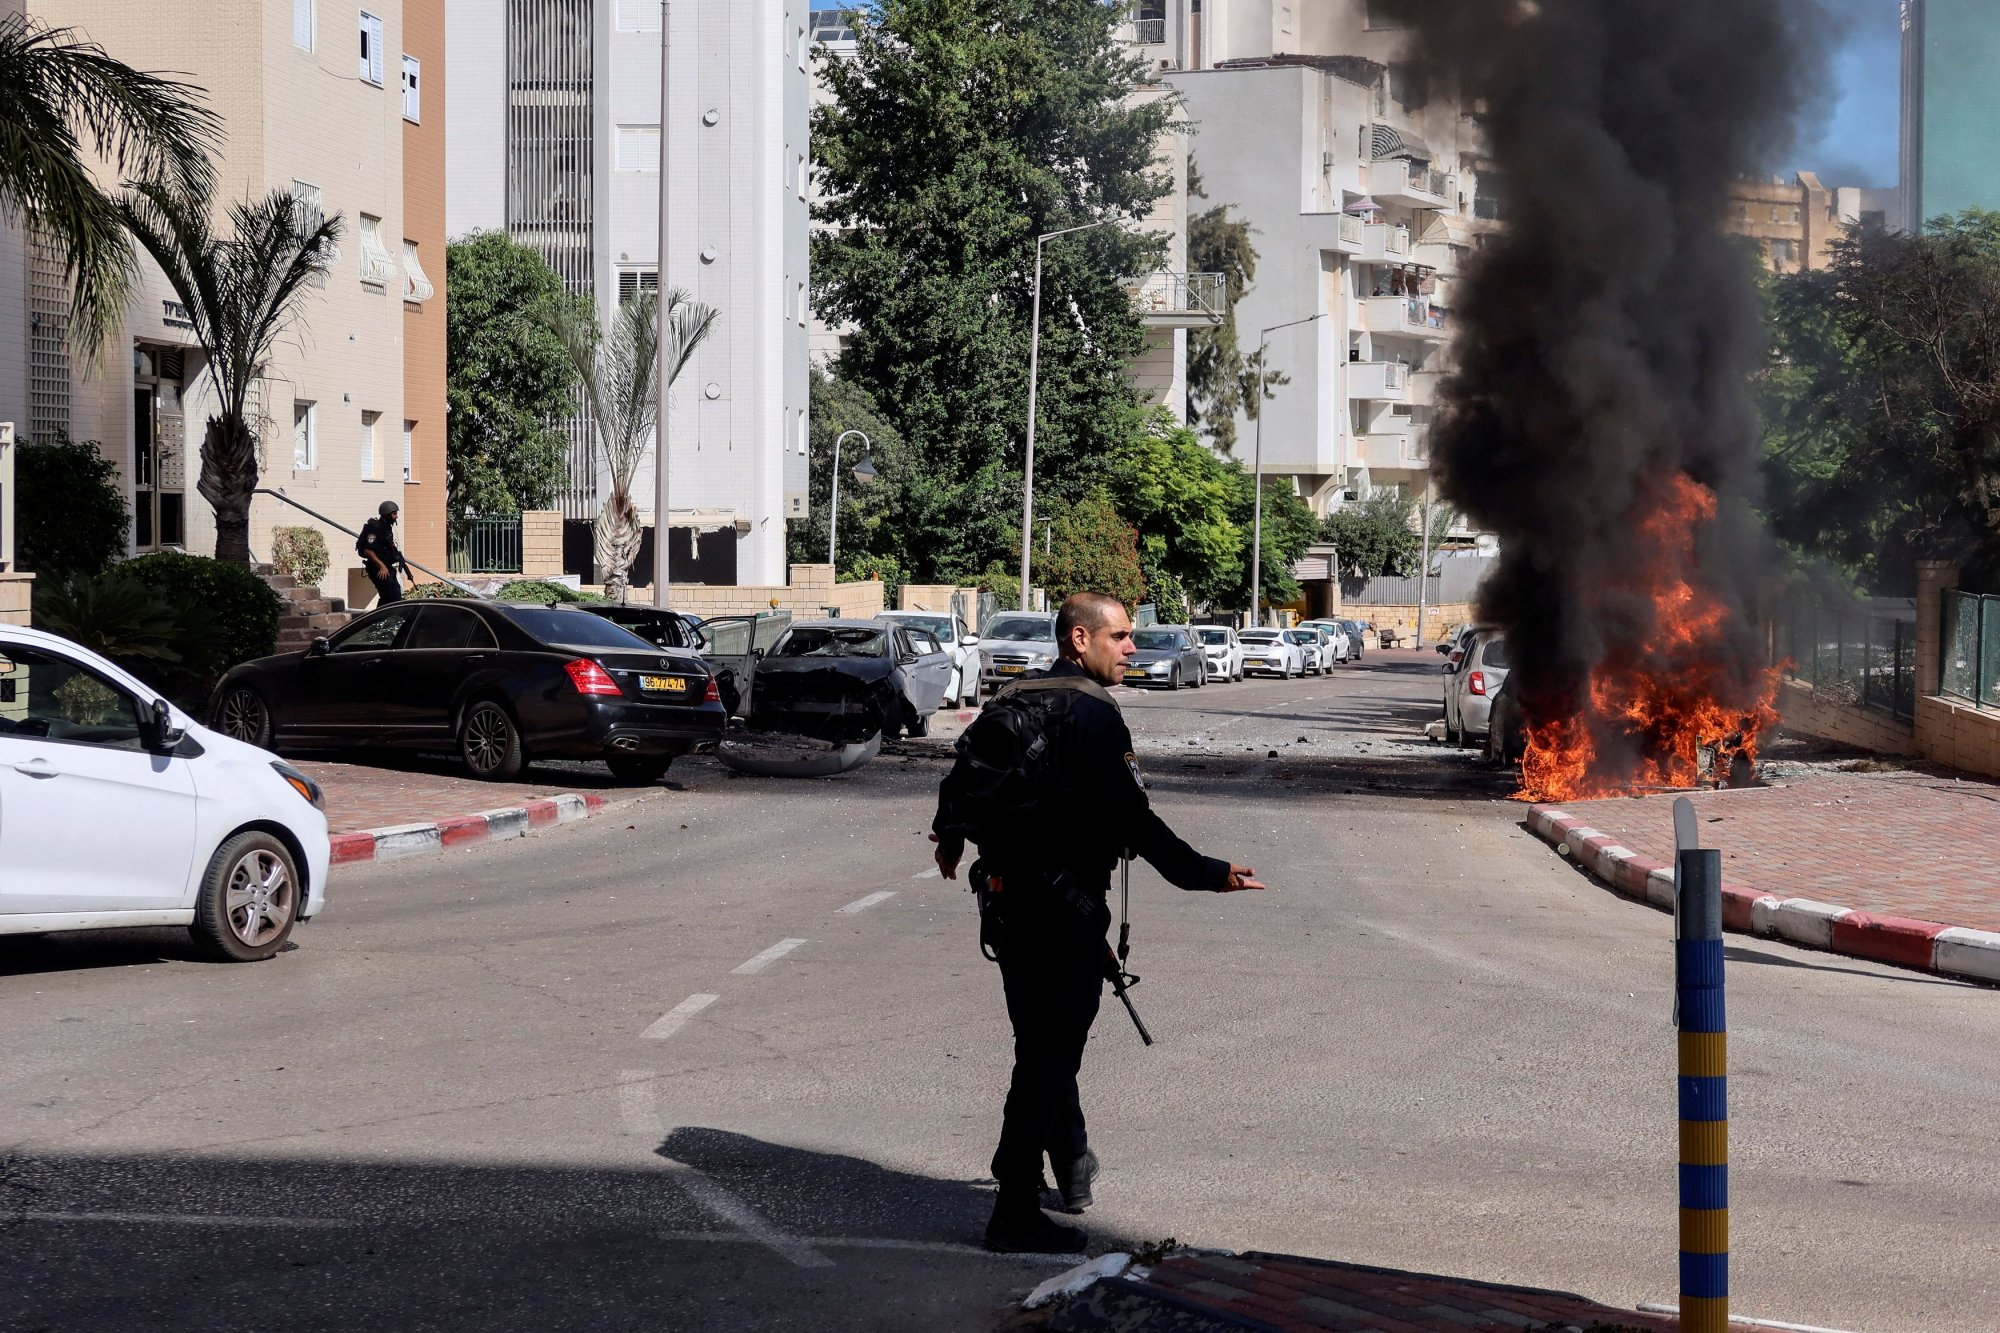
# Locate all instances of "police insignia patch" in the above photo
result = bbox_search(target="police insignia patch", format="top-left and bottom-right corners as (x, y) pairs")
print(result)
(1125, 752), (1147, 787)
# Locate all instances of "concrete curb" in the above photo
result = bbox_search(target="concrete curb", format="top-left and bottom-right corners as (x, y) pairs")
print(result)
(330, 793), (609, 866)
(1526, 805), (2000, 986)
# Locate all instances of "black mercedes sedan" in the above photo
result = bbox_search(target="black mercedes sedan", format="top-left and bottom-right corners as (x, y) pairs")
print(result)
(209, 600), (725, 782)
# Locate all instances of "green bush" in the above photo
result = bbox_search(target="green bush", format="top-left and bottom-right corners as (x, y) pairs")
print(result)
(405, 581), (471, 600)
(31, 570), (187, 668)
(120, 552), (281, 705)
(496, 579), (604, 604)
(15, 437), (130, 576)
(271, 526), (330, 586)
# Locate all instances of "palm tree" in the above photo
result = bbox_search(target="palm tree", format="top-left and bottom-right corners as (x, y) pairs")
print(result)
(115, 183), (342, 566)
(543, 289), (719, 600)
(0, 14), (218, 359)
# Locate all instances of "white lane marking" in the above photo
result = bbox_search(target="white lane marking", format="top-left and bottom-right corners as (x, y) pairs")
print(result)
(659, 1159), (834, 1269)
(641, 993), (719, 1040)
(618, 1069), (665, 1136)
(20, 1211), (354, 1229)
(731, 938), (808, 975)
(654, 1230), (1079, 1263)
(913, 866), (941, 879)
(838, 891), (897, 914)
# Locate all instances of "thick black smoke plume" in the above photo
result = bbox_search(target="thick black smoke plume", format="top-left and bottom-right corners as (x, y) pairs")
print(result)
(1412, 0), (1828, 782)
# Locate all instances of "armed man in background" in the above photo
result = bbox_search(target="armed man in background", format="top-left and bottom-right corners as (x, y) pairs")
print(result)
(932, 591), (1264, 1254)
(357, 500), (410, 605)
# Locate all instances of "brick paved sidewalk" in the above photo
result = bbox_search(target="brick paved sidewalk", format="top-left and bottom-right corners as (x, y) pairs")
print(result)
(1047, 1252), (1679, 1331)
(1541, 767), (2000, 935)
(295, 757), (657, 835)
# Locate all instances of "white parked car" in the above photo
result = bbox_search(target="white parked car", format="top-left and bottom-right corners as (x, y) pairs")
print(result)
(1194, 625), (1243, 682)
(1299, 620), (1352, 663)
(0, 625), (331, 961)
(1237, 628), (1304, 678)
(1442, 627), (1511, 748)
(1283, 628), (1330, 675)
(878, 609), (982, 709)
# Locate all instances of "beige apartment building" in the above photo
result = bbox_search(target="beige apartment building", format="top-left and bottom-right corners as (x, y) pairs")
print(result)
(1724, 172), (1903, 274)
(16, 0), (443, 608)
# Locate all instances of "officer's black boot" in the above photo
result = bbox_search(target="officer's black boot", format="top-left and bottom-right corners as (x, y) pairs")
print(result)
(984, 1184), (1087, 1254)
(1052, 1149), (1099, 1214)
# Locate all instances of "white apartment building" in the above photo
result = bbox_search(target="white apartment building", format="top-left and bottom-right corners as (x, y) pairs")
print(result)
(447, 0), (811, 586)
(1128, 0), (1486, 516)
(6, 0), (440, 608)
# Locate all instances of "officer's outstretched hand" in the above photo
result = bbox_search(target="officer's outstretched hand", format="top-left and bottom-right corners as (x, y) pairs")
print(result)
(928, 833), (960, 881)
(1222, 864), (1265, 892)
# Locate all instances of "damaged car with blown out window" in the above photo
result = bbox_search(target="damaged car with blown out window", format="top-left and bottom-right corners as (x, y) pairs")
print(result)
(708, 620), (953, 777)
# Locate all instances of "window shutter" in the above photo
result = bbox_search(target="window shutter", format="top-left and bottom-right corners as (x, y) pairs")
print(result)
(617, 0), (660, 32)
(294, 0), (313, 50)
(617, 126), (661, 172)
(360, 13), (384, 85)
(402, 55), (420, 121)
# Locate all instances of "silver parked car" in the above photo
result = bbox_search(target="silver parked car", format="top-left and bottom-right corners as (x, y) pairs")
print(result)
(1122, 625), (1206, 690)
(1194, 625), (1244, 682)
(1442, 627), (1510, 748)
(878, 609), (982, 709)
(978, 612), (1059, 692)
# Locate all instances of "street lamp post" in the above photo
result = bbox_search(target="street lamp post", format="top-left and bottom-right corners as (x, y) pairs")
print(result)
(652, 0), (674, 606)
(1248, 312), (1328, 627)
(828, 429), (875, 571)
(1020, 217), (1123, 611)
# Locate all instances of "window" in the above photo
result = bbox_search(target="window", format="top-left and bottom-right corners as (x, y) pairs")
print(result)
(359, 214), (396, 286)
(402, 419), (415, 482)
(359, 11), (385, 85)
(401, 55), (421, 121)
(1365, 0), (1417, 30)
(406, 606), (497, 651)
(0, 646), (147, 751)
(1769, 206), (1782, 223)
(293, 401), (316, 469)
(292, 180), (339, 264)
(1769, 238), (1796, 267)
(618, 268), (660, 305)
(1734, 202), (1750, 221)
(796, 153), (808, 200)
(293, 0), (314, 50)
(361, 410), (381, 478)
(617, 0), (661, 32)
(403, 240), (434, 301)
(1787, 205), (1801, 224)
(617, 125), (661, 172)
(332, 606), (414, 652)
(796, 280), (808, 327)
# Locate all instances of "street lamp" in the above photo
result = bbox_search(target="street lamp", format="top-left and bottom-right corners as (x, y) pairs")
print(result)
(828, 429), (876, 570)
(652, 0), (676, 606)
(1248, 312), (1328, 628)
(1020, 216), (1124, 611)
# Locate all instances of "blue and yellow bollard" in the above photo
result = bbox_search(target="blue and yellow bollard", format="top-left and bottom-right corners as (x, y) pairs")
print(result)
(1677, 846), (1728, 1333)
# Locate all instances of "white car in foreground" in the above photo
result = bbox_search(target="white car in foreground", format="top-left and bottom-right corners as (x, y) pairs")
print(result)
(0, 625), (331, 961)
(1237, 628), (1304, 678)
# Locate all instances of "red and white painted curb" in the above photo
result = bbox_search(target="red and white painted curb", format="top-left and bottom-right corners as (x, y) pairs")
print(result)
(330, 793), (610, 866)
(1527, 805), (2000, 986)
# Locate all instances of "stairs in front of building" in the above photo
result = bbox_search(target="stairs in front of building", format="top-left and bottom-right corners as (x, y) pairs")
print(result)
(257, 565), (352, 655)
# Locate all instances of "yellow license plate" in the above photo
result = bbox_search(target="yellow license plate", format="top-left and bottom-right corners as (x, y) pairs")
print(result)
(639, 675), (688, 693)
(1124, 670), (1146, 678)
(997, 665), (1025, 675)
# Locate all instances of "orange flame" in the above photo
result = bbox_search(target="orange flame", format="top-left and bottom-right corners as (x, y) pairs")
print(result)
(1515, 475), (1779, 803)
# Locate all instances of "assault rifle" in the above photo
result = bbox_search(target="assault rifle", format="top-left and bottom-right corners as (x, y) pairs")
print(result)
(1108, 857), (1153, 1045)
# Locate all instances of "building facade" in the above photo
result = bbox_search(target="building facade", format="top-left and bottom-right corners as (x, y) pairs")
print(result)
(16, 0), (444, 611)
(1900, 0), (2000, 233)
(1724, 173), (1904, 274)
(1141, 0), (1483, 519)
(445, 0), (811, 586)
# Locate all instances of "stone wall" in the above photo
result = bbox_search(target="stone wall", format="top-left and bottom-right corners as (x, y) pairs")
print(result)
(1356, 602), (1475, 648)
(1776, 679), (1917, 755)
(0, 573), (30, 627)
(665, 564), (885, 620)
(521, 511), (564, 577)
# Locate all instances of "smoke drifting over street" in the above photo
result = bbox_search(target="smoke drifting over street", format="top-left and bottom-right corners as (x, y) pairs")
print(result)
(1413, 0), (1828, 792)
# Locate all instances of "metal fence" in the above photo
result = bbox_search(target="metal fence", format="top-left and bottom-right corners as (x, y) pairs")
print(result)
(1131, 17), (1166, 43)
(448, 515), (524, 574)
(1777, 601), (1917, 721)
(1941, 589), (2000, 711)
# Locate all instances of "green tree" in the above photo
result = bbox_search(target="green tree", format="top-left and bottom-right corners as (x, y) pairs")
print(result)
(446, 232), (592, 524)
(0, 15), (218, 359)
(1185, 160), (1282, 454)
(14, 435), (130, 575)
(1320, 496), (1420, 582)
(1103, 409), (1246, 606)
(813, 0), (1175, 583)
(1038, 492), (1147, 607)
(115, 185), (340, 565)
(1232, 477), (1318, 616)
(541, 287), (717, 599)
(787, 369), (910, 572)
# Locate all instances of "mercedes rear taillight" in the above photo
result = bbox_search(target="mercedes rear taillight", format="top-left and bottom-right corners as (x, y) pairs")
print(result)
(564, 658), (622, 696)
(702, 674), (720, 703)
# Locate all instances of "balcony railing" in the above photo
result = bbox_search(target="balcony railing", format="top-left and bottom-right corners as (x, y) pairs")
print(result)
(1131, 17), (1166, 44)
(1348, 361), (1411, 401)
(1338, 214), (1365, 247)
(1363, 294), (1449, 339)
(1361, 222), (1411, 262)
(1126, 271), (1226, 326)
(1366, 159), (1453, 207)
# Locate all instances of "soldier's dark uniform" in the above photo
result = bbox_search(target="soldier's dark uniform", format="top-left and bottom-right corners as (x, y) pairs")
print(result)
(933, 658), (1230, 1242)
(356, 512), (407, 605)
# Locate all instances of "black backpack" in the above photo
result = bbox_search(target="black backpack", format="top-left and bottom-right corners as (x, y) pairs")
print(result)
(937, 676), (1115, 849)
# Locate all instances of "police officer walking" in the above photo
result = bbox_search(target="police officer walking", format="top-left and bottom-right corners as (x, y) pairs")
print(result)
(357, 500), (410, 605)
(932, 591), (1264, 1254)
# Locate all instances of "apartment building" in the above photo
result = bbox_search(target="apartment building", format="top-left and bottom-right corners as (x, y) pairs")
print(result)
(15, 0), (443, 609)
(1901, 0), (2000, 233)
(1135, 0), (1481, 519)
(1725, 173), (1902, 274)
(446, 0), (811, 587)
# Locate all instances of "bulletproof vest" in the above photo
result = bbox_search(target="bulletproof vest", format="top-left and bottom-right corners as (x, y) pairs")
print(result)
(939, 675), (1116, 852)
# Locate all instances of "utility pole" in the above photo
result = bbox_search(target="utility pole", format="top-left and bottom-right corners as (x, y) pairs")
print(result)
(1249, 312), (1327, 627)
(651, 0), (674, 607)
(1416, 471), (1435, 649)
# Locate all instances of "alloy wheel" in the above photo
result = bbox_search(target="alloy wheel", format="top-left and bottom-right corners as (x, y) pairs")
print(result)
(220, 689), (266, 744)
(223, 848), (295, 948)
(464, 706), (513, 775)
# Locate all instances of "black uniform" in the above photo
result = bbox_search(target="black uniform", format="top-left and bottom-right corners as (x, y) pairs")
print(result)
(357, 517), (406, 604)
(933, 659), (1228, 1196)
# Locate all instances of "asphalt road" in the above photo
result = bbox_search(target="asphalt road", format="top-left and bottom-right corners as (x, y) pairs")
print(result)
(3, 651), (1996, 1332)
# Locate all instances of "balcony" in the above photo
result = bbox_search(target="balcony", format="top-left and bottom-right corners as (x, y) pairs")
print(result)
(1363, 295), (1449, 341)
(1367, 158), (1452, 209)
(1359, 222), (1411, 263)
(1348, 361), (1411, 402)
(1335, 214), (1365, 253)
(1358, 430), (1429, 470)
(1126, 271), (1225, 328)
(1412, 368), (1446, 406)
(1130, 17), (1166, 44)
